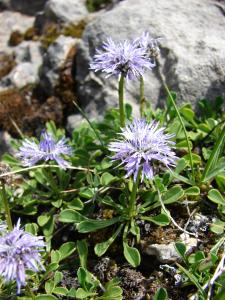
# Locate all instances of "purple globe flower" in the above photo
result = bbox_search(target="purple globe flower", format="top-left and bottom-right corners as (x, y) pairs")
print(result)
(90, 37), (155, 80)
(16, 132), (73, 169)
(0, 220), (45, 293)
(108, 119), (177, 181)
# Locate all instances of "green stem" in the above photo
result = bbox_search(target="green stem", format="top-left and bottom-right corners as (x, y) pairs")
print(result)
(164, 84), (195, 181)
(118, 74), (125, 127)
(201, 125), (225, 183)
(156, 59), (195, 181)
(0, 182), (13, 230)
(73, 101), (104, 147)
(129, 170), (141, 218)
(140, 75), (145, 117)
(0, 164), (93, 179)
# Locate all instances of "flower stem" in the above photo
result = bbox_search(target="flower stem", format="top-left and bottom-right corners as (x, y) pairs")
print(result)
(129, 170), (141, 218)
(118, 74), (125, 127)
(156, 58), (195, 181)
(0, 182), (13, 230)
(140, 75), (145, 117)
(164, 84), (195, 181)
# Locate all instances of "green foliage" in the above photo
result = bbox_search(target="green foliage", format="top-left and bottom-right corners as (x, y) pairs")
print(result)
(0, 90), (224, 299)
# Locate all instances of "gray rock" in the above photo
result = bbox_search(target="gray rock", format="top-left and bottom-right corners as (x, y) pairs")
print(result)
(0, 131), (13, 158)
(39, 35), (78, 95)
(5, 62), (39, 89)
(0, 11), (34, 53)
(0, 41), (43, 89)
(143, 233), (198, 263)
(44, 0), (88, 24)
(13, 41), (43, 69)
(0, 0), (47, 15)
(75, 0), (225, 119)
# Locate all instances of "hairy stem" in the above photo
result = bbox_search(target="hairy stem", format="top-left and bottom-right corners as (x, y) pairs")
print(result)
(129, 170), (141, 219)
(118, 74), (125, 127)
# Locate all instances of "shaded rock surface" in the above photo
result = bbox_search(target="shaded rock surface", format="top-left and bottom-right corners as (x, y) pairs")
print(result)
(39, 35), (78, 95)
(76, 0), (225, 119)
(0, 0), (47, 15)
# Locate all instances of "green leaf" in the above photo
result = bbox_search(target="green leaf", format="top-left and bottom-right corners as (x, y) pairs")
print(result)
(183, 153), (201, 165)
(175, 158), (187, 174)
(79, 187), (95, 199)
(202, 158), (225, 183)
(58, 242), (76, 261)
(153, 287), (168, 300)
(213, 286), (225, 300)
(36, 295), (58, 300)
(141, 213), (170, 226)
(77, 239), (88, 269)
(58, 209), (87, 223)
(76, 288), (97, 299)
(210, 219), (225, 235)
(101, 279), (123, 299)
(54, 271), (63, 286)
(67, 198), (84, 210)
(51, 250), (61, 263)
(175, 242), (187, 262)
(25, 223), (38, 235)
(77, 217), (121, 233)
(176, 263), (206, 297)
(45, 281), (55, 294)
(208, 189), (225, 205)
(38, 214), (51, 227)
(100, 172), (117, 186)
(201, 127), (225, 182)
(215, 171), (225, 192)
(163, 186), (184, 204)
(123, 241), (140, 267)
(53, 287), (68, 296)
(184, 186), (200, 196)
(95, 225), (123, 256)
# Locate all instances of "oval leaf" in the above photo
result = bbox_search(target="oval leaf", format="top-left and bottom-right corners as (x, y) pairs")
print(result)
(208, 189), (225, 205)
(58, 209), (87, 223)
(77, 217), (121, 233)
(123, 241), (140, 267)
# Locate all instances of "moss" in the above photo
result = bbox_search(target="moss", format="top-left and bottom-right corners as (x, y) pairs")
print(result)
(63, 20), (87, 39)
(40, 22), (61, 50)
(8, 30), (24, 46)
(0, 53), (16, 79)
(86, 0), (112, 12)
(24, 27), (39, 41)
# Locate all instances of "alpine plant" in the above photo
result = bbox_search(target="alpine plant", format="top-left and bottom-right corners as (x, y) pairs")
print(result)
(16, 132), (72, 169)
(90, 37), (155, 80)
(0, 220), (45, 293)
(108, 118), (177, 181)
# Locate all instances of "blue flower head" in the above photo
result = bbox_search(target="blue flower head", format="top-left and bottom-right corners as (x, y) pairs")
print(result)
(0, 220), (45, 293)
(108, 119), (177, 181)
(90, 37), (155, 80)
(16, 132), (73, 169)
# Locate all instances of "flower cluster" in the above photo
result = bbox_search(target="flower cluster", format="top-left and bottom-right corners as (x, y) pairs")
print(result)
(16, 132), (73, 169)
(0, 220), (45, 293)
(108, 119), (177, 181)
(90, 34), (158, 80)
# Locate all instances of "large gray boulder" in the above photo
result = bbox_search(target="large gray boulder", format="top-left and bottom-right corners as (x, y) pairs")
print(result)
(44, 0), (88, 24)
(75, 0), (225, 118)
